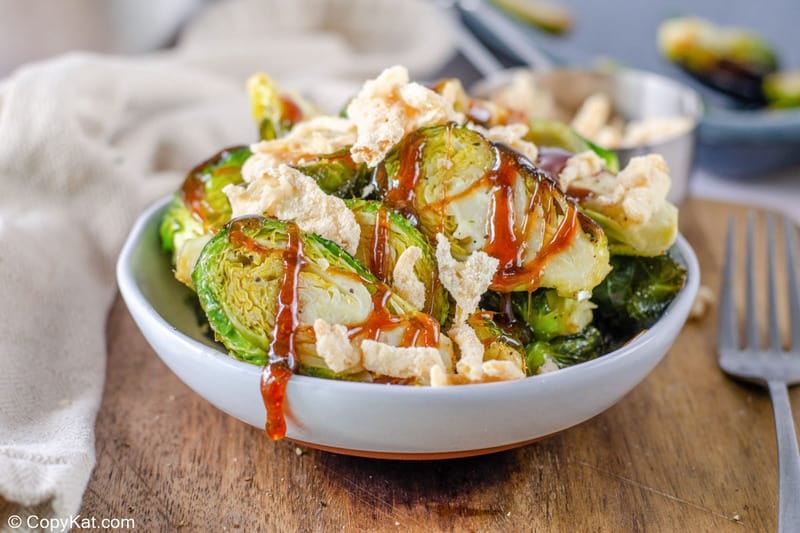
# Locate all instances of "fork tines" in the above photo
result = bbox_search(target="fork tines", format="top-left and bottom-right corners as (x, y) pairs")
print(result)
(719, 212), (800, 355)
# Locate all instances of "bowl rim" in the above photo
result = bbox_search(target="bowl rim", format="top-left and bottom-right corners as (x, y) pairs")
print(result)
(117, 195), (700, 397)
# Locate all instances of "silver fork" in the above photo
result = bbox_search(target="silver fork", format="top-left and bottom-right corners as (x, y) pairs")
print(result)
(719, 212), (800, 532)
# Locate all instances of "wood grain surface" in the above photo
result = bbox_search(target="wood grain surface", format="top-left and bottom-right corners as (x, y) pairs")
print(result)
(79, 199), (799, 532)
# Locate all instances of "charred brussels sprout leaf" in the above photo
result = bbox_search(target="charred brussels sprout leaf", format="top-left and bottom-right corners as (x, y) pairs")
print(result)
(192, 216), (445, 381)
(512, 289), (594, 341)
(592, 252), (687, 336)
(525, 325), (603, 373)
(346, 199), (449, 324)
(374, 123), (611, 297)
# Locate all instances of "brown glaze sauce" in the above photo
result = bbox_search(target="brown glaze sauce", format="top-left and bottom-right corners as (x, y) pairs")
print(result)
(535, 147), (572, 181)
(182, 173), (209, 224)
(369, 207), (391, 281)
(181, 146), (245, 231)
(485, 146), (579, 291)
(347, 286), (440, 349)
(232, 217), (442, 439)
(496, 293), (516, 325)
(565, 185), (594, 201)
(383, 131), (427, 219)
(236, 221), (304, 441)
(280, 95), (303, 125)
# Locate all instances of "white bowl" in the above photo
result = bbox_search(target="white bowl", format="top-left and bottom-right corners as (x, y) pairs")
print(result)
(117, 196), (700, 459)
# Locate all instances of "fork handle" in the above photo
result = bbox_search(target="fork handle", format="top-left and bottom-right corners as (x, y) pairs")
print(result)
(768, 380), (800, 533)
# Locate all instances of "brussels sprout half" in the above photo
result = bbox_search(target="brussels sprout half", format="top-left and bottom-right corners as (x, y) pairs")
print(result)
(346, 199), (449, 324)
(374, 123), (611, 297)
(160, 146), (252, 280)
(193, 216), (446, 381)
(580, 200), (678, 257)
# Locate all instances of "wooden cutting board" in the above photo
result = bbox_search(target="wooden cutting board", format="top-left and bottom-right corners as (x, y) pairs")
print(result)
(79, 198), (796, 531)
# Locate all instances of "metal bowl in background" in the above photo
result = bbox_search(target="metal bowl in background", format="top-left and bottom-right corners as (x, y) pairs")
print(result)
(472, 68), (704, 204)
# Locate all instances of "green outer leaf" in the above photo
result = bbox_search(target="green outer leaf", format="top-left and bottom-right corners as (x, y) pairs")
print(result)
(581, 136), (619, 173)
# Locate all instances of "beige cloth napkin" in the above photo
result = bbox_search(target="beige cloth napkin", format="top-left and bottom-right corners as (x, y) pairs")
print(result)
(0, 0), (454, 528)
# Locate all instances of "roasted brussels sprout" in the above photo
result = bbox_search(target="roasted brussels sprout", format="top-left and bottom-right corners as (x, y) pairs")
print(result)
(247, 73), (316, 140)
(512, 288), (594, 341)
(525, 325), (604, 373)
(374, 123), (611, 297)
(527, 119), (619, 172)
(560, 154), (678, 257)
(346, 199), (449, 324)
(658, 17), (778, 103)
(161, 143), (374, 288)
(193, 216), (447, 381)
(581, 199), (678, 257)
(592, 253), (687, 337)
(160, 146), (252, 286)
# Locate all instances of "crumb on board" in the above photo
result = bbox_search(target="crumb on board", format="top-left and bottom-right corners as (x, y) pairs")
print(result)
(689, 285), (715, 320)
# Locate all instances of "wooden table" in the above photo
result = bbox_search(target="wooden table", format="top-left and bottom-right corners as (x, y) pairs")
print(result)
(81, 199), (795, 531)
